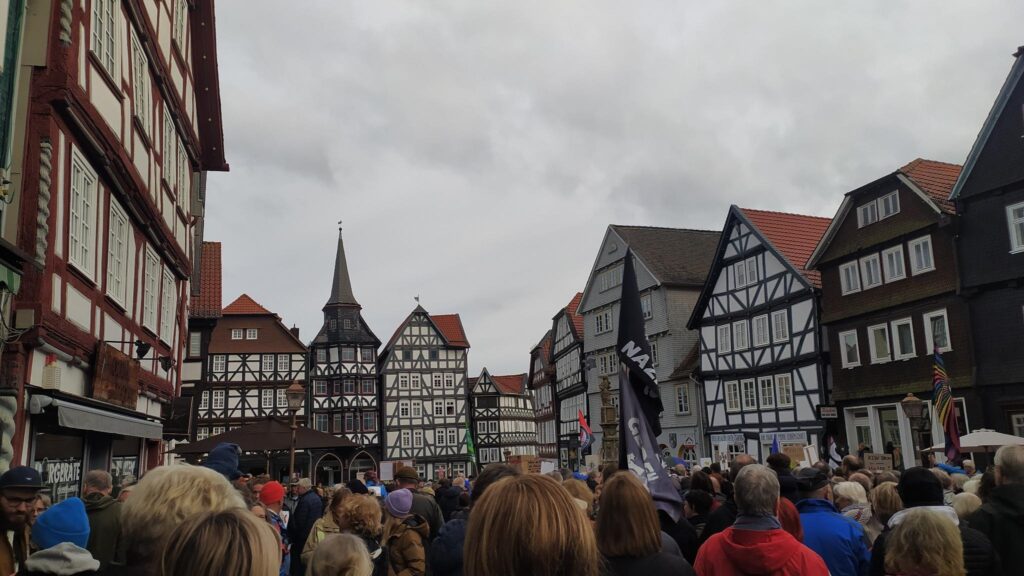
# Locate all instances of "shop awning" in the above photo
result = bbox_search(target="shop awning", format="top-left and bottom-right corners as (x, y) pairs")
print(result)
(49, 398), (163, 439)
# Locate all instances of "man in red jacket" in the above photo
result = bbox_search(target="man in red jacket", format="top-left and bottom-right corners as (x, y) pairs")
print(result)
(695, 465), (827, 576)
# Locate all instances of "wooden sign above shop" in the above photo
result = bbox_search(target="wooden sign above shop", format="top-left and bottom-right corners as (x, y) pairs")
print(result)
(92, 345), (140, 409)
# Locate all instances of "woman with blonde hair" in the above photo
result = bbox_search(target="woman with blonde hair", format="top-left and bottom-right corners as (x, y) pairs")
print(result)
(597, 473), (694, 575)
(302, 486), (353, 568)
(562, 478), (595, 518)
(884, 508), (964, 576)
(464, 474), (599, 576)
(337, 494), (385, 571)
(121, 464), (246, 572)
(866, 481), (901, 543)
(308, 533), (373, 576)
(160, 508), (279, 576)
(951, 492), (982, 521)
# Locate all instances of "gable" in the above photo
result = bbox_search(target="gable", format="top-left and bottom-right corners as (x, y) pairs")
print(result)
(210, 315), (307, 354)
(953, 49), (1024, 200)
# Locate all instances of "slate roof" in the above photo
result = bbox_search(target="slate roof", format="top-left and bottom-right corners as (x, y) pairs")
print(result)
(327, 227), (359, 307)
(492, 374), (528, 395)
(900, 159), (961, 214)
(223, 294), (273, 315)
(430, 314), (470, 348)
(190, 242), (222, 319)
(669, 343), (700, 381)
(738, 208), (832, 288)
(609, 226), (721, 287)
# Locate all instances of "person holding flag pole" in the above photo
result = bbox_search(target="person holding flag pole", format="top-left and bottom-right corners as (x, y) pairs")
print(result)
(932, 348), (961, 465)
(465, 417), (478, 477)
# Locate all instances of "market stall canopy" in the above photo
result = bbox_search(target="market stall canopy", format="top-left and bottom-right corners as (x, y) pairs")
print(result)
(170, 416), (357, 455)
(924, 429), (1024, 453)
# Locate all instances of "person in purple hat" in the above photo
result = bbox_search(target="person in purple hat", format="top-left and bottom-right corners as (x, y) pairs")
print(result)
(0, 466), (44, 574)
(383, 489), (428, 576)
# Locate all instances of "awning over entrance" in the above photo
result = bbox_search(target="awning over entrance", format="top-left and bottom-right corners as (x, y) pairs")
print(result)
(30, 397), (163, 439)
(170, 416), (358, 455)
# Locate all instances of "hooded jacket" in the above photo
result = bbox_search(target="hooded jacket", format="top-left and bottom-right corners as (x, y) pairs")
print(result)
(17, 542), (100, 576)
(83, 494), (123, 570)
(967, 482), (1024, 570)
(385, 515), (429, 576)
(870, 505), (1001, 576)
(695, 527), (829, 576)
(427, 518), (466, 576)
(796, 499), (870, 576)
(300, 511), (342, 570)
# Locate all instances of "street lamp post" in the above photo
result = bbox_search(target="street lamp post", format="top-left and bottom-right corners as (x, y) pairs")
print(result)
(286, 380), (305, 483)
(900, 392), (926, 466)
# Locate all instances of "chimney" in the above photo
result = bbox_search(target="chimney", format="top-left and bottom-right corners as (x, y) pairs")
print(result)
(290, 325), (300, 340)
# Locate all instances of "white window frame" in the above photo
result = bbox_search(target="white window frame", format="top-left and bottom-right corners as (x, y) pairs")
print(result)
(173, 0), (187, 48)
(923, 309), (952, 354)
(741, 379), (757, 411)
(641, 293), (653, 320)
(891, 318), (916, 361)
(212, 390), (225, 409)
(315, 413), (329, 433)
(839, 330), (860, 369)
(159, 268), (175, 342)
(106, 199), (129, 305)
(1007, 201), (1024, 254)
(752, 315), (770, 348)
(734, 260), (748, 288)
(413, 429), (424, 448)
(261, 389), (274, 408)
(775, 373), (794, 408)
(69, 148), (98, 280)
(412, 401), (422, 418)
(860, 254), (883, 290)
(246, 328), (258, 340)
(398, 374), (409, 389)
(909, 236), (935, 275)
(130, 31), (151, 138)
(162, 106), (176, 188)
(142, 248), (159, 330)
(399, 400), (410, 418)
(717, 324), (732, 354)
(882, 245), (906, 283)
(277, 354), (289, 372)
(488, 420), (498, 433)
(230, 329), (243, 340)
(675, 384), (690, 415)
(839, 261), (861, 295)
(732, 320), (749, 351)
(261, 355), (275, 372)
(867, 323), (891, 364)
(188, 331), (201, 357)
(758, 376), (775, 409)
(196, 427), (209, 441)
(276, 389), (286, 407)
(198, 391), (209, 410)
(211, 355), (225, 372)
(90, 0), (119, 76)
(878, 191), (900, 220)
(857, 201), (878, 228)
(746, 257), (759, 285)
(444, 373), (455, 388)
(433, 401), (444, 417)
(177, 142), (189, 204)
(316, 348), (327, 363)
(771, 310), (789, 343)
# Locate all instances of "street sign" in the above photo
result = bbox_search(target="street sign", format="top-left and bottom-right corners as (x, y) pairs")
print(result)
(817, 405), (839, 419)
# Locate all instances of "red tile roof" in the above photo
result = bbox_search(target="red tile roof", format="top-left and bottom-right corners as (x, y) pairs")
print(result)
(899, 159), (962, 214)
(190, 242), (222, 319)
(430, 314), (470, 348)
(564, 292), (584, 338)
(223, 294), (274, 316)
(739, 208), (833, 288)
(492, 374), (527, 395)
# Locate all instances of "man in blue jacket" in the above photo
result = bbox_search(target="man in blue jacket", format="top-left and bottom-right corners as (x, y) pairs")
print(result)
(795, 467), (870, 576)
(289, 478), (323, 576)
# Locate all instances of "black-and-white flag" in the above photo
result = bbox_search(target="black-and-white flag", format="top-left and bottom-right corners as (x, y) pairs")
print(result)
(617, 249), (683, 520)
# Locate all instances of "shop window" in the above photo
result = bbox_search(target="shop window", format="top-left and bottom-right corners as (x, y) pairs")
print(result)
(33, 433), (84, 503)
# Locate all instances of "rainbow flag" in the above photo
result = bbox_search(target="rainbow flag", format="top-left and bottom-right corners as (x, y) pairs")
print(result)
(933, 348), (961, 463)
(578, 409), (593, 451)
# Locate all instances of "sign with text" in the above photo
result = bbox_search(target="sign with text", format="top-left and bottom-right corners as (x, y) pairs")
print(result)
(817, 405), (839, 419)
(92, 345), (140, 409)
(33, 458), (82, 503)
(507, 455), (542, 474)
(864, 453), (894, 472)
(783, 445), (807, 466)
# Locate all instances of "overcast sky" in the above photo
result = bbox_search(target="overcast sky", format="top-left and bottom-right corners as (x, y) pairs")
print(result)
(204, 2), (1024, 376)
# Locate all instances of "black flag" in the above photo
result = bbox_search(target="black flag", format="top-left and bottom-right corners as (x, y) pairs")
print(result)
(617, 250), (682, 520)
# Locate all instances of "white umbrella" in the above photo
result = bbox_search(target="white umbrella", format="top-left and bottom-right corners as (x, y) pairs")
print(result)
(925, 429), (1024, 453)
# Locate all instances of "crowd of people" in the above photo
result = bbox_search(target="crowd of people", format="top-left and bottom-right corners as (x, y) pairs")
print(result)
(2, 442), (1023, 575)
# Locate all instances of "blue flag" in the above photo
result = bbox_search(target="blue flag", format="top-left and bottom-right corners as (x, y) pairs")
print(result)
(771, 435), (781, 455)
(617, 250), (683, 521)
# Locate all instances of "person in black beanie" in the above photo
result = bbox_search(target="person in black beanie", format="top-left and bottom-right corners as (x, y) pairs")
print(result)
(766, 452), (799, 504)
(868, 466), (1001, 576)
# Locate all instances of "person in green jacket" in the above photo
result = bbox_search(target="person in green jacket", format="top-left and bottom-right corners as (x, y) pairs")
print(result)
(82, 470), (124, 570)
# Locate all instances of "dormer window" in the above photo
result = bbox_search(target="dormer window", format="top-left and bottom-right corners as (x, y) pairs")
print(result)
(246, 329), (258, 340)
(328, 319), (337, 330)
(343, 318), (353, 330)
(231, 329), (243, 340)
(879, 191), (900, 219)
(857, 202), (879, 228)
(858, 191), (899, 228)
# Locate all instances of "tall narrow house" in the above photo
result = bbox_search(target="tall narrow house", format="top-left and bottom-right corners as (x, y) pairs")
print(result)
(308, 226), (381, 479)
(528, 331), (557, 460)
(579, 226), (719, 467)
(551, 293), (587, 469)
(688, 208), (831, 462)
(379, 306), (470, 480)
(949, 47), (1024, 434)
(470, 369), (537, 466)
(808, 160), (970, 467)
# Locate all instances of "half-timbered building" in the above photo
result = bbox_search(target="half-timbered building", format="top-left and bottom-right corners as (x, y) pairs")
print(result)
(528, 330), (558, 460)
(174, 241), (221, 443)
(808, 160), (972, 467)
(551, 293), (588, 469)
(579, 226), (718, 466)
(689, 208), (831, 462)
(379, 306), (470, 480)
(948, 47), (1024, 436)
(4, 0), (226, 493)
(195, 295), (306, 456)
(307, 226), (381, 480)
(470, 370), (537, 466)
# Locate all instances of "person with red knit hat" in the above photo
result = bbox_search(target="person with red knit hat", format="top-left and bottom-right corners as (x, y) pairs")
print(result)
(259, 481), (290, 576)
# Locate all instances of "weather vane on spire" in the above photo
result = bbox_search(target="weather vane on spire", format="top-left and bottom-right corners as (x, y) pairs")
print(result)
(338, 219), (343, 231)
(414, 295), (420, 304)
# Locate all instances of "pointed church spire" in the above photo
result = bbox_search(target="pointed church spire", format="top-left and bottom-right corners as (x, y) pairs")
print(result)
(327, 221), (359, 307)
